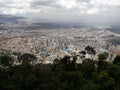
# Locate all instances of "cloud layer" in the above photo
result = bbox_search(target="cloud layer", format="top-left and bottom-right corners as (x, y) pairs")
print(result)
(0, 0), (120, 24)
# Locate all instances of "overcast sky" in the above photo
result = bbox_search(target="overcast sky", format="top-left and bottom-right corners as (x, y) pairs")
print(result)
(0, 0), (120, 24)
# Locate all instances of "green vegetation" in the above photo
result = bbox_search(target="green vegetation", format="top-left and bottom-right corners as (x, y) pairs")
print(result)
(85, 45), (96, 55)
(0, 46), (119, 90)
(18, 53), (37, 64)
(0, 52), (14, 66)
(0, 51), (120, 90)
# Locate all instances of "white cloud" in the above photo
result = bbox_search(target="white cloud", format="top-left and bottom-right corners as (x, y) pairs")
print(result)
(0, 0), (119, 15)
(56, 0), (77, 9)
(86, 8), (99, 14)
(90, 0), (120, 7)
(0, 0), (33, 15)
(80, 7), (99, 15)
(3, 8), (26, 15)
(0, 0), (120, 24)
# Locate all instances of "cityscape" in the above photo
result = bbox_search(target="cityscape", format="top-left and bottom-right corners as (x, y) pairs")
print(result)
(0, 22), (120, 64)
(0, 0), (120, 89)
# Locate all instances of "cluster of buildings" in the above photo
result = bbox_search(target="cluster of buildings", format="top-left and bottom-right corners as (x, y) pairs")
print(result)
(0, 23), (120, 64)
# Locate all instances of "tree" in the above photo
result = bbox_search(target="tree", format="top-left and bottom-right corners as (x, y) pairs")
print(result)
(0, 54), (14, 66)
(53, 59), (61, 65)
(85, 46), (96, 55)
(72, 56), (77, 64)
(19, 53), (37, 64)
(98, 52), (109, 61)
(81, 59), (96, 79)
(97, 52), (108, 71)
(61, 55), (71, 65)
(113, 55), (120, 65)
(13, 51), (21, 61)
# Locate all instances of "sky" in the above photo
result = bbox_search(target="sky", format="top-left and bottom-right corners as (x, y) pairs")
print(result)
(0, 0), (120, 24)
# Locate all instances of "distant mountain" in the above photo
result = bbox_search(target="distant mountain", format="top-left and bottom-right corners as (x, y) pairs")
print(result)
(0, 15), (119, 33)
(108, 26), (120, 34)
(0, 15), (25, 23)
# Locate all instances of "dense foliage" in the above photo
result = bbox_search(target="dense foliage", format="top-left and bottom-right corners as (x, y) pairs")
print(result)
(0, 54), (120, 90)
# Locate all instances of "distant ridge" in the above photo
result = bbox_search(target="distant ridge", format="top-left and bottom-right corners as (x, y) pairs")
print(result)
(0, 15), (25, 23)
